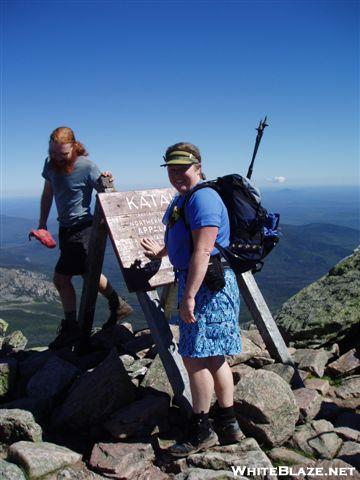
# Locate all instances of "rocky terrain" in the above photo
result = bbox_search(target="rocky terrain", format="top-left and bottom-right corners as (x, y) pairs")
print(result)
(0, 250), (358, 479)
(276, 248), (360, 349)
(0, 268), (60, 304)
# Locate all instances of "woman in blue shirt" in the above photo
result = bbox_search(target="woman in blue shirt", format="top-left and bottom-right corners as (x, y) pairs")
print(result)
(141, 142), (242, 457)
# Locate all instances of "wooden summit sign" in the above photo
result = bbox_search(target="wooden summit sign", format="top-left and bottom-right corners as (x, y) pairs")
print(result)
(98, 187), (176, 292)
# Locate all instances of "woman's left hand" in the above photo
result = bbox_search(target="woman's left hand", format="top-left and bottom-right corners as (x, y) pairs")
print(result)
(179, 296), (197, 324)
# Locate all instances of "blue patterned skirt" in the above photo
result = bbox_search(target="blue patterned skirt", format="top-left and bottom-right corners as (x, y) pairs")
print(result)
(176, 268), (242, 358)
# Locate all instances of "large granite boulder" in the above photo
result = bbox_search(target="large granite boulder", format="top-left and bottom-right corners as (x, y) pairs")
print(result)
(0, 409), (42, 443)
(276, 248), (360, 348)
(89, 441), (155, 479)
(326, 350), (360, 377)
(0, 459), (27, 480)
(51, 349), (137, 430)
(26, 356), (80, 399)
(104, 392), (170, 439)
(234, 369), (299, 447)
(290, 419), (343, 459)
(0, 359), (17, 399)
(292, 348), (332, 377)
(8, 441), (81, 478)
(186, 438), (274, 480)
(141, 354), (172, 397)
(2, 331), (28, 353)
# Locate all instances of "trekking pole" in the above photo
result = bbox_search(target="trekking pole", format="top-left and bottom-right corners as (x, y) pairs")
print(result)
(246, 116), (269, 180)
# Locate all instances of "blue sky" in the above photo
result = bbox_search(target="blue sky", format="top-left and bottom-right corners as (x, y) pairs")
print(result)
(1, 0), (359, 197)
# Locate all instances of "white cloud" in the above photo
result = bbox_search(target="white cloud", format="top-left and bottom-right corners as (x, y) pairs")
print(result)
(266, 176), (286, 184)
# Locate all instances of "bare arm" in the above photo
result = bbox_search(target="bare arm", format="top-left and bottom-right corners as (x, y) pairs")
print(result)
(180, 226), (218, 324)
(38, 180), (54, 229)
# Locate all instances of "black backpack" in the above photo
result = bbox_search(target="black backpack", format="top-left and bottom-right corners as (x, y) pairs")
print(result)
(182, 174), (280, 274)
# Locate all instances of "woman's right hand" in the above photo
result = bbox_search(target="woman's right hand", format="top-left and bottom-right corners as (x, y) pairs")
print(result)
(140, 237), (164, 259)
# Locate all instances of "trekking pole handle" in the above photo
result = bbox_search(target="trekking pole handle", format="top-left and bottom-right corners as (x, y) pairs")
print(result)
(246, 116), (268, 180)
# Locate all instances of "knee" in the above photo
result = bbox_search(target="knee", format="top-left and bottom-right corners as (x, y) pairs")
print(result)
(53, 273), (72, 292)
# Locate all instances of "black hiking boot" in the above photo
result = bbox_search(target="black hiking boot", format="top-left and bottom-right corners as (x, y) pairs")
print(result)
(213, 417), (245, 445)
(212, 403), (245, 445)
(102, 295), (133, 330)
(49, 319), (81, 350)
(168, 412), (218, 458)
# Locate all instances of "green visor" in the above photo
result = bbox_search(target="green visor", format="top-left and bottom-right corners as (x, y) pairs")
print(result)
(160, 150), (200, 167)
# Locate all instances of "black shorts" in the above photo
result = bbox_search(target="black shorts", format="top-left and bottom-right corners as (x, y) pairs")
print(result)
(55, 220), (93, 276)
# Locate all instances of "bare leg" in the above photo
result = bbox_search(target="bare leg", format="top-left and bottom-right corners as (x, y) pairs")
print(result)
(53, 272), (76, 313)
(183, 357), (214, 413)
(98, 273), (113, 297)
(207, 356), (234, 408)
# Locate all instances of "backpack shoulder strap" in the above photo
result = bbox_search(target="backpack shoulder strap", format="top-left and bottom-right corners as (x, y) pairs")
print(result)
(181, 181), (216, 228)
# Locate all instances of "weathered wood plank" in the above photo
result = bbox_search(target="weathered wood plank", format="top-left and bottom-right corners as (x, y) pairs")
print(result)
(98, 188), (176, 292)
(78, 177), (115, 339)
(137, 290), (192, 414)
(237, 270), (304, 387)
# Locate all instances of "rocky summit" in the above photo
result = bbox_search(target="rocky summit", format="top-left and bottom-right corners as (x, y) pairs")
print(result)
(276, 247), (360, 349)
(0, 251), (358, 479)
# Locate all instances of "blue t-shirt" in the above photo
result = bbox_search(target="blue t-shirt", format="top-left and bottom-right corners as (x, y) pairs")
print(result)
(164, 185), (230, 270)
(42, 156), (101, 227)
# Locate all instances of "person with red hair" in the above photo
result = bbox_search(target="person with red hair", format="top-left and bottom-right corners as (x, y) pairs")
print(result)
(38, 127), (133, 349)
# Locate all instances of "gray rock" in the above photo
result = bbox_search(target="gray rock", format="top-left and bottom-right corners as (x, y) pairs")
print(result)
(187, 438), (274, 480)
(231, 364), (254, 384)
(304, 378), (330, 395)
(2, 331), (28, 353)
(292, 348), (332, 377)
(327, 349), (360, 377)
(334, 426), (360, 442)
(141, 354), (172, 397)
(234, 369), (299, 447)
(313, 459), (360, 480)
(242, 327), (267, 351)
(245, 356), (274, 368)
(26, 356), (80, 399)
(89, 441), (154, 479)
(8, 441), (81, 478)
(0, 319), (9, 336)
(51, 349), (137, 430)
(227, 337), (263, 366)
(333, 375), (360, 400)
(42, 463), (108, 479)
(0, 409), (42, 443)
(337, 441), (360, 469)
(104, 393), (170, 439)
(275, 249), (360, 349)
(268, 447), (314, 466)
(174, 468), (246, 480)
(262, 363), (295, 384)
(90, 323), (135, 350)
(291, 419), (342, 459)
(0, 460), (26, 480)
(119, 354), (135, 368)
(293, 388), (322, 423)
(0, 359), (17, 399)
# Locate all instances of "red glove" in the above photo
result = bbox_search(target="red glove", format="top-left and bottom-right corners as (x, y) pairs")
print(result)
(29, 229), (56, 249)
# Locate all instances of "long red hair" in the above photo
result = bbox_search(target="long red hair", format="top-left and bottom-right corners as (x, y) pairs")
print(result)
(49, 126), (88, 174)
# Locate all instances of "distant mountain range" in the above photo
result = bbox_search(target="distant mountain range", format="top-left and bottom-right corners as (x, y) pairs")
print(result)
(1, 210), (359, 346)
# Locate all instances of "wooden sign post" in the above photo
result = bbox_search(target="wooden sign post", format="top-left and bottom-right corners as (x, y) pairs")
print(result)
(78, 179), (303, 407)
